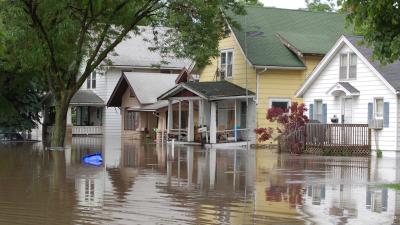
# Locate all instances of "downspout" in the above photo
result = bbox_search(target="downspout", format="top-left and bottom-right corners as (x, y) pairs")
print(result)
(256, 67), (267, 105)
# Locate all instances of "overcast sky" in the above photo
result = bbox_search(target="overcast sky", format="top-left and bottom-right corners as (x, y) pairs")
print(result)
(260, 0), (307, 9)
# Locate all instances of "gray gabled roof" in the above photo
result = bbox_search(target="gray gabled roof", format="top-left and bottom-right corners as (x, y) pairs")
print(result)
(125, 72), (178, 104)
(105, 26), (192, 69)
(347, 36), (400, 91)
(70, 90), (104, 106)
(337, 82), (359, 94)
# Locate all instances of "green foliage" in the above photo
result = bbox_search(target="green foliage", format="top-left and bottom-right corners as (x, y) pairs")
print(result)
(376, 149), (383, 158)
(341, 0), (400, 64)
(238, 0), (264, 6)
(306, 0), (335, 12)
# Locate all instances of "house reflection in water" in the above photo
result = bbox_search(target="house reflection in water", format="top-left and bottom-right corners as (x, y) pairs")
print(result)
(53, 137), (400, 224)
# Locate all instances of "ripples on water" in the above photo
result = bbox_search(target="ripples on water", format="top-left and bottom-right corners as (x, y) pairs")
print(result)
(0, 136), (400, 225)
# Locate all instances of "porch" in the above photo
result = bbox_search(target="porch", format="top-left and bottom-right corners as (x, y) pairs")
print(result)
(278, 123), (371, 156)
(158, 81), (257, 147)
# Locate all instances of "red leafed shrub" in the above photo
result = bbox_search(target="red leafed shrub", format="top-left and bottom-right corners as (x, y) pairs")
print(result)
(255, 102), (309, 153)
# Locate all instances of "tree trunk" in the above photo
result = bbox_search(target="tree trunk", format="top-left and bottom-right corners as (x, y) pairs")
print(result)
(51, 97), (70, 147)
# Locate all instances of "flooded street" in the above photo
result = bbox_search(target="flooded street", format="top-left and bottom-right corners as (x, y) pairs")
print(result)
(0, 137), (400, 225)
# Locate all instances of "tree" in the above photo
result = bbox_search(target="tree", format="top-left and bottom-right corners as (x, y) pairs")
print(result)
(255, 102), (309, 154)
(0, 0), (245, 147)
(0, 25), (44, 132)
(238, 0), (264, 6)
(306, 0), (335, 12)
(341, 0), (400, 64)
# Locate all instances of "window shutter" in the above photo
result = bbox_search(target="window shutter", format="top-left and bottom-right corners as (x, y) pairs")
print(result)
(309, 104), (314, 120)
(368, 102), (373, 123)
(322, 104), (327, 123)
(383, 102), (389, 127)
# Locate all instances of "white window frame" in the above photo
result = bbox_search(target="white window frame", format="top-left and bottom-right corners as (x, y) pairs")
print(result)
(374, 97), (384, 119)
(269, 98), (291, 110)
(339, 52), (357, 80)
(220, 49), (233, 78)
(314, 99), (323, 122)
(86, 71), (97, 89)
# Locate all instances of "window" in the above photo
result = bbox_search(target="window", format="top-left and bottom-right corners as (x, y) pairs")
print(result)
(220, 49), (233, 78)
(269, 98), (291, 110)
(86, 71), (97, 89)
(124, 110), (139, 130)
(314, 100), (323, 122)
(374, 98), (384, 119)
(339, 53), (357, 80)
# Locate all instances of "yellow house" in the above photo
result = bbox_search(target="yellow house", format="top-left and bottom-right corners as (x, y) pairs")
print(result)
(199, 6), (350, 144)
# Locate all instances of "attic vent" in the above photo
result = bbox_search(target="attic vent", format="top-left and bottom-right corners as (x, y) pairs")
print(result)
(246, 31), (264, 37)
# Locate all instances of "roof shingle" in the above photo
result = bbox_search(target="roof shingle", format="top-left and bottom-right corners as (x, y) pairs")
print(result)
(228, 6), (351, 67)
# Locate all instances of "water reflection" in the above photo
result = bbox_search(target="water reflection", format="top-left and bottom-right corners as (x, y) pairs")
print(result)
(1, 139), (400, 224)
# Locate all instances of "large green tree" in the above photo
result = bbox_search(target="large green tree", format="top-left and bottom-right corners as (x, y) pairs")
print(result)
(0, 0), (244, 147)
(341, 0), (400, 64)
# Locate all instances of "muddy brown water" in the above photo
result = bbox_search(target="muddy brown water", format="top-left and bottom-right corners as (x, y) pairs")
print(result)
(0, 136), (400, 225)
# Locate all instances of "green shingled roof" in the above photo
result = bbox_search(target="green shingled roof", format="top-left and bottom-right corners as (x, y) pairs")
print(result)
(228, 6), (352, 67)
(185, 81), (255, 98)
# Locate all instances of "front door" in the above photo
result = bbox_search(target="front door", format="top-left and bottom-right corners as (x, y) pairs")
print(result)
(341, 97), (353, 123)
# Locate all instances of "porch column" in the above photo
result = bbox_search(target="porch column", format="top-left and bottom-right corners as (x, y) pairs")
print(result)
(167, 100), (173, 135)
(187, 99), (194, 142)
(178, 100), (182, 140)
(234, 100), (237, 142)
(66, 106), (72, 143)
(198, 99), (204, 127)
(210, 102), (217, 144)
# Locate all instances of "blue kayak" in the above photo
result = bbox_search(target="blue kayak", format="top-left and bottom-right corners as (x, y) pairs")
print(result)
(82, 153), (103, 166)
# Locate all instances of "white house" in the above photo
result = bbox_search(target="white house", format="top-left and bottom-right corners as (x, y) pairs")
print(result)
(296, 35), (400, 156)
(42, 26), (191, 138)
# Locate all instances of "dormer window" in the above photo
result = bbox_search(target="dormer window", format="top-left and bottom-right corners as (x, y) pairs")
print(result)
(339, 53), (357, 80)
(220, 49), (233, 78)
(86, 71), (96, 89)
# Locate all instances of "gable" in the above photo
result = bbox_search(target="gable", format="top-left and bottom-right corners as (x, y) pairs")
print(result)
(296, 36), (397, 97)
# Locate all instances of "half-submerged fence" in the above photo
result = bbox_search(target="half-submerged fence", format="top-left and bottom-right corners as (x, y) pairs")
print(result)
(278, 123), (371, 156)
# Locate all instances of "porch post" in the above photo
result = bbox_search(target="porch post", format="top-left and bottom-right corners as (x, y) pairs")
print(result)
(187, 99), (194, 142)
(66, 106), (72, 142)
(178, 100), (182, 140)
(167, 100), (173, 135)
(234, 100), (237, 142)
(210, 101), (217, 144)
(198, 99), (204, 127)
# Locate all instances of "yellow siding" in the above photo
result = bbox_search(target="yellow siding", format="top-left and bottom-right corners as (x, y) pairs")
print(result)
(199, 34), (257, 92)
(199, 33), (322, 144)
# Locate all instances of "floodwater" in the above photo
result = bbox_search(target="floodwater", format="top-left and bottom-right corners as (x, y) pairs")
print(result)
(0, 136), (400, 225)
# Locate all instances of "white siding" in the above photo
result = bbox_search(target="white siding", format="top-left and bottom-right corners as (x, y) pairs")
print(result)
(303, 44), (398, 153)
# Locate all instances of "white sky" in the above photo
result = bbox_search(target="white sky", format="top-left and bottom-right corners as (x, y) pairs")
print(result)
(260, 0), (307, 9)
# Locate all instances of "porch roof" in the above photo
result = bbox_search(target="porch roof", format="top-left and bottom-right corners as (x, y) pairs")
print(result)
(326, 82), (360, 96)
(127, 100), (169, 112)
(70, 90), (105, 106)
(158, 81), (255, 100)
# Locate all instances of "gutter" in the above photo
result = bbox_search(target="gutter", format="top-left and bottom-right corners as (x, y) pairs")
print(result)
(254, 65), (306, 70)
(256, 68), (267, 105)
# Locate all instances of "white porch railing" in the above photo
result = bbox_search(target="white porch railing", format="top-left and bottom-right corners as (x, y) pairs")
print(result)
(47, 126), (102, 135)
(72, 126), (102, 135)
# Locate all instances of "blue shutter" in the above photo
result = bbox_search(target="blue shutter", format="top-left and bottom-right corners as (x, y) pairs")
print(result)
(368, 102), (373, 123)
(383, 102), (389, 127)
(309, 104), (314, 120)
(322, 104), (327, 123)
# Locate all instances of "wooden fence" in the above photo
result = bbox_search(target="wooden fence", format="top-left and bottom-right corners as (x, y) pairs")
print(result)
(279, 123), (371, 156)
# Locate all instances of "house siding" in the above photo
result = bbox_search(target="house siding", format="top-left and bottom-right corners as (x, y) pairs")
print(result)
(303, 44), (398, 154)
(199, 33), (321, 144)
